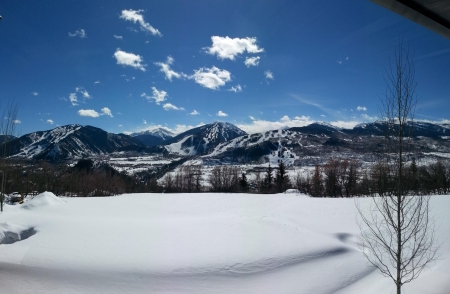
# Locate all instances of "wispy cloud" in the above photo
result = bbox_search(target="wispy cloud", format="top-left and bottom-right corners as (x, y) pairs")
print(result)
(69, 93), (78, 106)
(190, 110), (200, 115)
(228, 84), (242, 93)
(154, 56), (186, 81)
(13, 119), (21, 124)
(120, 9), (162, 36)
(75, 86), (90, 99)
(205, 36), (264, 60)
(244, 56), (260, 67)
(357, 106), (367, 111)
(94, 81), (101, 85)
(163, 103), (184, 111)
(46, 119), (54, 125)
(141, 87), (168, 104)
(113, 48), (146, 71)
(78, 109), (99, 118)
(217, 110), (228, 117)
(190, 66), (231, 90)
(113, 35), (123, 40)
(68, 29), (86, 38)
(31, 92), (38, 96)
(264, 70), (274, 80)
(143, 119), (147, 124)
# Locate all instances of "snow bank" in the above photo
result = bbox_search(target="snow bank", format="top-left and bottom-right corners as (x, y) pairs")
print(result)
(22, 191), (65, 210)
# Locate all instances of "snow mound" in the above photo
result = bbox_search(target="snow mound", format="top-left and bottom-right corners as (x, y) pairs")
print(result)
(0, 222), (36, 244)
(22, 192), (65, 210)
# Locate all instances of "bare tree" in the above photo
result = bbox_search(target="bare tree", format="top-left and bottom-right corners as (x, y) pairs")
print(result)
(357, 42), (438, 294)
(0, 101), (19, 211)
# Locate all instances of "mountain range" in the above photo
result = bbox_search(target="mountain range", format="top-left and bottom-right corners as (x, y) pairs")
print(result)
(2, 121), (450, 163)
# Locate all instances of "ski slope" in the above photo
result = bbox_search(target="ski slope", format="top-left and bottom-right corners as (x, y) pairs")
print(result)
(0, 192), (448, 293)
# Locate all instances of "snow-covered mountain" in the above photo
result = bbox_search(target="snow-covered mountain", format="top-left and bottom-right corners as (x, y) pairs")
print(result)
(206, 121), (450, 164)
(163, 122), (247, 156)
(6, 124), (144, 160)
(131, 128), (175, 146)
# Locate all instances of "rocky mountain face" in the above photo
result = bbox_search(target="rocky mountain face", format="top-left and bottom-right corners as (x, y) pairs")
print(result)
(3, 121), (450, 164)
(163, 121), (247, 156)
(5, 124), (144, 160)
(131, 128), (175, 146)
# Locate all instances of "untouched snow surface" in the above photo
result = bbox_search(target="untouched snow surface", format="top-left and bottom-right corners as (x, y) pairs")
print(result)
(0, 192), (449, 294)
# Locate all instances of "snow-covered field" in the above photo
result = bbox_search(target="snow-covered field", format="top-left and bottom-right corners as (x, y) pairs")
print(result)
(0, 192), (449, 294)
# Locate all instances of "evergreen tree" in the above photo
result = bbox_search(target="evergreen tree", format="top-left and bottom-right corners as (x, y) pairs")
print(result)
(239, 172), (249, 192)
(264, 164), (274, 193)
(276, 161), (290, 193)
(311, 165), (323, 197)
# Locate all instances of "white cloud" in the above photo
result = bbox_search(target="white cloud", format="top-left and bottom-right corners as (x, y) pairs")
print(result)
(31, 92), (38, 96)
(113, 35), (123, 39)
(357, 106), (367, 111)
(13, 119), (21, 124)
(46, 119), (54, 125)
(120, 9), (162, 36)
(69, 93), (78, 106)
(249, 116), (255, 120)
(163, 103), (184, 111)
(190, 110), (200, 115)
(94, 81), (101, 84)
(154, 56), (186, 81)
(68, 29), (86, 38)
(329, 120), (361, 129)
(143, 119), (147, 124)
(244, 56), (260, 67)
(113, 48), (146, 71)
(75, 86), (90, 99)
(141, 87), (168, 104)
(228, 84), (242, 93)
(205, 36), (264, 60)
(237, 115), (314, 133)
(100, 107), (113, 117)
(78, 109), (100, 118)
(119, 124), (123, 127)
(264, 70), (274, 80)
(217, 110), (228, 117)
(190, 66), (231, 90)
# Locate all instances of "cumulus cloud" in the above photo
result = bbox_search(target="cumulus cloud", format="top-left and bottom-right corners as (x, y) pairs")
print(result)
(163, 103), (184, 111)
(69, 93), (78, 106)
(205, 36), (264, 60)
(154, 56), (186, 81)
(31, 92), (38, 96)
(114, 48), (146, 71)
(217, 110), (228, 117)
(13, 119), (21, 124)
(120, 9), (162, 36)
(228, 84), (242, 93)
(190, 110), (200, 115)
(264, 70), (274, 80)
(78, 109), (99, 118)
(46, 119), (54, 125)
(190, 66), (231, 90)
(113, 35), (123, 39)
(100, 107), (113, 117)
(68, 29), (86, 38)
(244, 56), (260, 67)
(357, 106), (367, 111)
(141, 87), (168, 104)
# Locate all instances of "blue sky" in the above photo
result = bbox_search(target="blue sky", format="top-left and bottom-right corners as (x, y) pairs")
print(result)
(1, 0), (449, 135)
